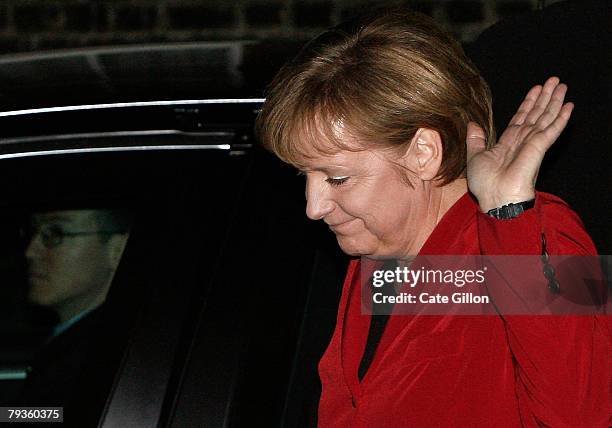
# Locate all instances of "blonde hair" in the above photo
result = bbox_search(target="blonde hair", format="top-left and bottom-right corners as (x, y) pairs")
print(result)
(256, 8), (495, 185)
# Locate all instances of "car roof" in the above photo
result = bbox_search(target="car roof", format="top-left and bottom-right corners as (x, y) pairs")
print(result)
(0, 40), (303, 110)
(0, 40), (304, 157)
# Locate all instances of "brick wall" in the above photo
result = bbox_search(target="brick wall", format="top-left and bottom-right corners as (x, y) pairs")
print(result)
(0, 0), (562, 53)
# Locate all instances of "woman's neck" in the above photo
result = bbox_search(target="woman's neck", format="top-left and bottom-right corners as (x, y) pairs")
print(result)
(399, 178), (468, 259)
(436, 178), (468, 225)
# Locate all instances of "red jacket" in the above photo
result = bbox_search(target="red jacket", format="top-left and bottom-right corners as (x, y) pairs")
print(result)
(318, 192), (610, 427)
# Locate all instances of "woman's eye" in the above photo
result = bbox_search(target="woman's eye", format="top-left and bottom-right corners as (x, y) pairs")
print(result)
(325, 176), (349, 187)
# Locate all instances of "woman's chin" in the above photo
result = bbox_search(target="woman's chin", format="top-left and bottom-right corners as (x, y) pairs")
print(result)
(336, 235), (373, 257)
(336, 237), (409, 259)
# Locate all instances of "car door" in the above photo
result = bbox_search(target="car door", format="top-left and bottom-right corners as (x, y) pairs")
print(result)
(0, 101), (347, 427)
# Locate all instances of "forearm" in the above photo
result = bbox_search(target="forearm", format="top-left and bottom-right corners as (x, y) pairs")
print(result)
(477, 191), (610, 427)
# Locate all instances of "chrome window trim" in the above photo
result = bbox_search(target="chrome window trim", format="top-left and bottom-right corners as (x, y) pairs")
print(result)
(0, 130), (235, 146)
(0, 368), (28, 380)
(0, 99), (265, 118)
(0, 144), (231, 160)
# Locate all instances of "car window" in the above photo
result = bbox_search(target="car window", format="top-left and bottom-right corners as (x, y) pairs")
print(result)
(0, 134), (347, 428)
(0, 147), (250, 425)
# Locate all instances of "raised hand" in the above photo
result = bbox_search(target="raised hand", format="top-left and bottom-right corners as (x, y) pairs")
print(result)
(465, 77), (574, 212)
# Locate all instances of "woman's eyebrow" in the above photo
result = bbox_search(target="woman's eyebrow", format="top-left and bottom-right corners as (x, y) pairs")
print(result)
(304, 164), (351, 174)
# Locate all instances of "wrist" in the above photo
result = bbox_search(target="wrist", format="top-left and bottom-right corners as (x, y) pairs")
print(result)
(478, 192), (536, 213)
(486, 198), (536, 220)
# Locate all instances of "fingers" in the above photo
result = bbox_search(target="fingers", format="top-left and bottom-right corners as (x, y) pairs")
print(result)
(466, 122), (486, 162)
(501, 77), (569, 149)
(509, 85), (542, 126)
(523, 76), (560, 126)
(512, 102), (574, 171)
(533, 82), (567, 130)
(540, 102), (574, 149)
(499, 84), (544, 149)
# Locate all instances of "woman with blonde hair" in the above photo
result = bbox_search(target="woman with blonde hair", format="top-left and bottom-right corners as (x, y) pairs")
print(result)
(257, 9), (608, 427)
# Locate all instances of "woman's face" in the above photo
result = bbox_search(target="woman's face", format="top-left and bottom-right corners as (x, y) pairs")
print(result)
(301, 147), (436, 258)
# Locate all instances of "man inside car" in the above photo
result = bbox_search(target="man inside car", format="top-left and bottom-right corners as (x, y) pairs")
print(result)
(19, 208), (131, 411)
(25, 209), (131, 334)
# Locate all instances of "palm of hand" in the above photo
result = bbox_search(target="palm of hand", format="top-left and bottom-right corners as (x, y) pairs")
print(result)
(466, 77), (574, 212)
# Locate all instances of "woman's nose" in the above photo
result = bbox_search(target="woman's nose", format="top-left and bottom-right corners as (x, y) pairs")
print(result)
(305, 177), (334, 220)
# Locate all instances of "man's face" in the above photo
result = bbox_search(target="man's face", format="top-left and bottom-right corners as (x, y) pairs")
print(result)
(25, 210), (117, 311)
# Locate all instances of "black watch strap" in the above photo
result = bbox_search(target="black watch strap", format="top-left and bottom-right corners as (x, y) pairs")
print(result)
(487, 199), (535, 220)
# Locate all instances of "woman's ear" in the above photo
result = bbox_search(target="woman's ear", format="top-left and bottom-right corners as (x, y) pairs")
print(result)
(401, 128), (443, 181)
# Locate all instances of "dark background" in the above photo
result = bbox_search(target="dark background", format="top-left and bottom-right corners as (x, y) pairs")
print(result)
(0, 0), (560, 53)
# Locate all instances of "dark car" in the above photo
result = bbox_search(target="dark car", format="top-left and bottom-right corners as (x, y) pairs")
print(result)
(0, 41), (348, 427)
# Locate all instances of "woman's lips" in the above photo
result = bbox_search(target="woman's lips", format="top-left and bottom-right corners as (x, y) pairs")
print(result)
(328, 218), (357, 234)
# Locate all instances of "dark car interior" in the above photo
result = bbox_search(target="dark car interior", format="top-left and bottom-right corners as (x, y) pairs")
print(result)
(0, 137), (348, 427)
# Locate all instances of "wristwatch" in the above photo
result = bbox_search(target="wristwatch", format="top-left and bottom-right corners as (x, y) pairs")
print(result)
(487, 199), (535, 220)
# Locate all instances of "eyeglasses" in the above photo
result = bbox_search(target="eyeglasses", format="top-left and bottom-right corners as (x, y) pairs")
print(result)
(22, 225), (127, 249)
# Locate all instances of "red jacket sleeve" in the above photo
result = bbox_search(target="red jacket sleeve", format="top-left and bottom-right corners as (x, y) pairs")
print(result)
(476, 192), (610, 427)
